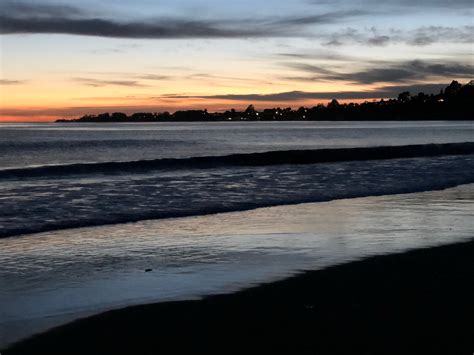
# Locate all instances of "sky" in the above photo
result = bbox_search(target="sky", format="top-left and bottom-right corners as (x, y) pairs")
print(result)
(0, 0), (473, 121)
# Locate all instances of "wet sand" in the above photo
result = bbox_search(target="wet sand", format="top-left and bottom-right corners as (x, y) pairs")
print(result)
(4, 239), (473, 355)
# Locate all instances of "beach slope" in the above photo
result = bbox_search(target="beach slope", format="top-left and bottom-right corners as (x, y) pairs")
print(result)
(5, 240), (473, 355)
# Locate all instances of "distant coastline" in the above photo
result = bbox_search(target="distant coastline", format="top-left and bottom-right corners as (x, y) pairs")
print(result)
(57, 80), (473, 123)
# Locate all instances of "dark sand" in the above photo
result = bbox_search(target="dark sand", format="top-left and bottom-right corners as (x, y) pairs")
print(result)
(5, 240), (474, 355)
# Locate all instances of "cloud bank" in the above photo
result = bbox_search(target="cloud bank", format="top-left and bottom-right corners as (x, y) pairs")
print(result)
(0, 2), (366, 39)
(161, 82), (450, 102)
(284, 60), (474, 84)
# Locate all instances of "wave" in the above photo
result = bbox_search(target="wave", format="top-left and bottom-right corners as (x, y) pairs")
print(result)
(1, 153), (474, 239)
(1, 142), (474, 179)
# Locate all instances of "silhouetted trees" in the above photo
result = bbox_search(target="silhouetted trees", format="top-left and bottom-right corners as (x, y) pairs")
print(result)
(398, 92), (411, 102)
(57, 80), (473, 123)
(328, 99), (340, 108)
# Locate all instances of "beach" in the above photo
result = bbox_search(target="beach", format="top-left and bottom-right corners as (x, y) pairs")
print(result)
(1, 183), (473, 349)
(3, 0), (474, 351)
(5, 239), (473, 354)
(1, 122), (473, 353)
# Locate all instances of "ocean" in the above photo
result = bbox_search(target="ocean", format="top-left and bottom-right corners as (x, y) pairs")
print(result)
(1, 121), (473, 169)
(1, 120), (474, 347)
(1, 121), (473, 238)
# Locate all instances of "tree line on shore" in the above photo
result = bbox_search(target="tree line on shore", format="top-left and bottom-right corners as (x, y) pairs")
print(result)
(57, 80), (473, 123)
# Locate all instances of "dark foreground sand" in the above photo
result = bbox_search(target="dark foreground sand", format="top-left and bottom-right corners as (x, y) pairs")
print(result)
(5, 240), (474, 355)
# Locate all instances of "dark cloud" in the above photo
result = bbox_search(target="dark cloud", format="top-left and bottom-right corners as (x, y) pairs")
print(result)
(323, 28), (389, 46)
(160, 82), (450, 102)
(283, 60), (474, 84)
(163, 91), (377, 101)
(375, 83), (450, 95)
(367, 35), (391, 46)
(309, 0), (473, 8)
(274, 10), (368, 26)
(73, 78), (148, 87)
(348, 68), (418, 84)
(0, 2), (369, 39)
(350, 61), (473, 84)
(408, 26), (474, 46)
(1, 1), (471, 43)
(1, 1), (84, 18)
(324, 26), (473, 47)
(278, 52), (356, 61)
(0, 79), (25, 85)
(0, 2), (265, 38)
(2, 2), (471, 44)
(0, 16), (268, 38)
(138, 74), (171, 81)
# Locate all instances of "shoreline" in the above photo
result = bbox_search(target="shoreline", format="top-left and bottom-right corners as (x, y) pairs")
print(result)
(5, 239), (473, 355)
(55, 117), (474, 123)
(1, 143), (474, 241)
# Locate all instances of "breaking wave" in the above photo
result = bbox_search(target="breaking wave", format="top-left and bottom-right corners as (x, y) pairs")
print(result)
(1, 142), (474, 179)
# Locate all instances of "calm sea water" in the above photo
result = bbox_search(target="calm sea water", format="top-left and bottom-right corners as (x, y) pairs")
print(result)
(1, 121), (474, 348)
(1, 121), (473, 169)
(1, 121), (473, 238)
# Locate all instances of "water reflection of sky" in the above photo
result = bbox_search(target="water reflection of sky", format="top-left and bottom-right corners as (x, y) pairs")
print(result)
(1, 121), (473, 169)
(1, 184), (473, 347)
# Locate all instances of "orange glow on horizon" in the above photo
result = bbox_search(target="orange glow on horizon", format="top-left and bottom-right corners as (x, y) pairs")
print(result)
(1, 67), (384, 121)
(1, 97), (388, 122)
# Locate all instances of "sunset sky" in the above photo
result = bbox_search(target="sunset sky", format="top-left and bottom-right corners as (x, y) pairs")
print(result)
(1, 0), (473, 121)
